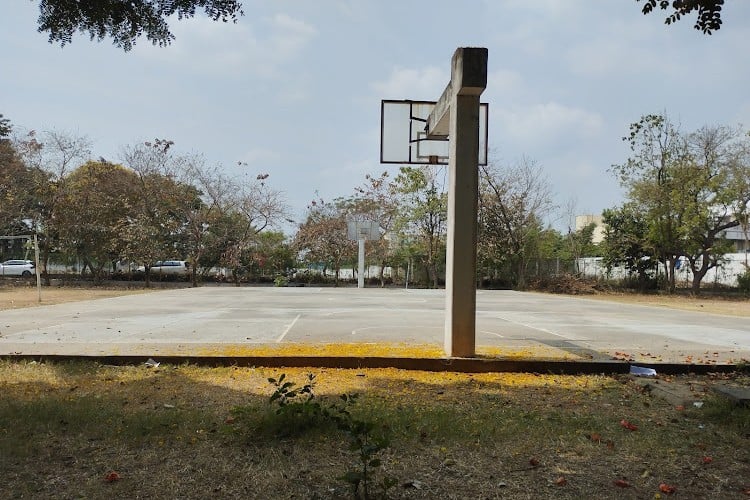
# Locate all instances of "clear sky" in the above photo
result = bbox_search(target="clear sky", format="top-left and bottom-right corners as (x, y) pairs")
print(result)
(2, 1), (750, 232)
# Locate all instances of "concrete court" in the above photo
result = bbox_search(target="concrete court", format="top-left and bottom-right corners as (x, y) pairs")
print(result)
(0, 286), (748, 364)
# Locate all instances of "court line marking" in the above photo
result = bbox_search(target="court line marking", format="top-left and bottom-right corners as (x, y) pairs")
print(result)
(276, 314), (301, 343)
(480, 330), (505, 338)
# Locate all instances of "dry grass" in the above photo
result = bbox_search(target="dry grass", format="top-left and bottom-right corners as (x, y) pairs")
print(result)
(0, 283), (149, 310)
(586, 291), (750, 317)
(1, 360), (749, 499)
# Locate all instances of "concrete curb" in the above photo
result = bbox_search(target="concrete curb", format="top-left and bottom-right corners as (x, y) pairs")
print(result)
(1, 354), (744, 375)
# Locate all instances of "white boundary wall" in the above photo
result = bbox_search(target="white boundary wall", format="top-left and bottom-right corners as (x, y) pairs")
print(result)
(577, 253), (750, 286)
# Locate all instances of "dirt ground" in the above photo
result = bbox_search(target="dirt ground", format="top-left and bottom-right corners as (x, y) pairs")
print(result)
(1, 362), (748, 499)
(0, 283), (152, 310)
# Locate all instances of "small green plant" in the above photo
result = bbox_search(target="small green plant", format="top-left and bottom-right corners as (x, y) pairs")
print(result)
(332, 394), (396, 499)
(266, 373), (326, 435)
(737, 268), (750, 293)
(265, 374), (395, 499)
(273, 274), (289, 287)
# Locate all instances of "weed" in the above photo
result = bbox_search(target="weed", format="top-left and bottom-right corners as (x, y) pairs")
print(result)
(264, 374), (395, 499)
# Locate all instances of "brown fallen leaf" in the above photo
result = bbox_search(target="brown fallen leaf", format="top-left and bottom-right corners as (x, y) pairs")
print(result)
(529, 458), (540, 467)
(659, 483), (676, 494)
(555, 476), (567, 486)
(614, 479), (630, 488)
(620, 419), (638, 431)
(104, 471), (120, 483)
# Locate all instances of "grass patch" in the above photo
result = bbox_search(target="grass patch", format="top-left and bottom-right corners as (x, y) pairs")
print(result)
(1, 360), (749, 498)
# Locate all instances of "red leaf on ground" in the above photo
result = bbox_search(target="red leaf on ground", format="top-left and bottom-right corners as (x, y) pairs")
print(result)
(620, 419), (638, 431)
(659, 483), (676, 494)
(555, 476), (567, 486)
(614, 479), (630, 488)
(104, 471), (120, 483)
(702, 456), (713, 464)
(589, 432), (602, 443)
(675, 405), (685, 411)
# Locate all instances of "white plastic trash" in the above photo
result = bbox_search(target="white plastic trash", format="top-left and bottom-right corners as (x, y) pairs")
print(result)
(629, 365), (657, 376)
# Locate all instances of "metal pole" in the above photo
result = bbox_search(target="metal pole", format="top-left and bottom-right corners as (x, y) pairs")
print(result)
(34, 233), (41, 303)
(357, 238), (365, 288)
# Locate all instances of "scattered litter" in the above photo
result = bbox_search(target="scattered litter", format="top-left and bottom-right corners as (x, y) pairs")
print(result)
(163, 403), (175, 409)
(693, 401), (704, 408)
(630, 365), (657, 376)
(144, 358), (160, 368)
(402, 480), (423, 490)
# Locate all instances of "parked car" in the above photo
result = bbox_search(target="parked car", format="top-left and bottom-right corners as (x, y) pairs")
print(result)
(0, 259), (35, 277)
(137, 260), (190, 275)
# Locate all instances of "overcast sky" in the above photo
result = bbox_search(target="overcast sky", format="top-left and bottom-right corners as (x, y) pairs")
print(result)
(2, 1), (750, 232)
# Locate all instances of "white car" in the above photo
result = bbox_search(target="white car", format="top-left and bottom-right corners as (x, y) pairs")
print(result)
(138, 260), (190, 275)
(0, 259), (35, 277)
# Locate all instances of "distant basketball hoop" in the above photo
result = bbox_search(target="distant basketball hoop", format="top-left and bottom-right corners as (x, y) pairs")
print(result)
(347, 220), (380, 289)
(347, 220), (380, 241)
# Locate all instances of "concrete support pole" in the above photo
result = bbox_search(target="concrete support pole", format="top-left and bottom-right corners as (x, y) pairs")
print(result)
(443, 48), (487, 358)
(357, 238), (365, 289)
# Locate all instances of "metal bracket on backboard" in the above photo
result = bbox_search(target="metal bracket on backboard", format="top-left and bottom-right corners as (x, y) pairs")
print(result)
(380, 99), (488, 165)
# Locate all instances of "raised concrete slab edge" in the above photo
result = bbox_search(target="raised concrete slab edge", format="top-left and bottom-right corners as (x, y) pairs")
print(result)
(1, 353), (744, 376)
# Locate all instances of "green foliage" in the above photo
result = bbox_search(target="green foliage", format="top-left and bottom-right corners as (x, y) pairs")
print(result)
(273, 274), (289, 287)
(37, 0), (244, 51)
(265, 373), (328, 436)
(262, 374), (394, 499)
(638, 0), (724, 34)
(609, 115), (750, 293)
(329, 394), (395, 499)
(0, 113), (11, 138)
(737, 268), (750, 293)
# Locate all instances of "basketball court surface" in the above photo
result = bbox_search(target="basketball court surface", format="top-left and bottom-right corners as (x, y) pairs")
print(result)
(0, 287), (747, 365)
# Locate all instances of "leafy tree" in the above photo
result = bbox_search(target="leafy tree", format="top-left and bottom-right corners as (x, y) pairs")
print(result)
(56, 161), (139, 281)
(637, 0), (724, 34)
(36, 0), (244, 51)
(602, 204), (658, 288)
(294, 197), (356, 285)
(247, 231), (295, 279)
(612, 114), (686, 291)
(392, 166), (447, 288)
(611, 115), (750, 293)
(0, 118), (44, 235)
(478, 158), (555, 289)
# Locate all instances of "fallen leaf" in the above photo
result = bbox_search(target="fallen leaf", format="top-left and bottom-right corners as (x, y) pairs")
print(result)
(224, 416), (235, 424)
(659, 483), (676, 494)
(529, 458), (540, 467)
(620, 419), (638, 431)
(555, 476), (567, 486)
(675, 405), (685, 411)
(104, 471), (120, 483)
(614, 479), (630, 488)
(589, 432), (602, 443)
(702, 456), (713, 464)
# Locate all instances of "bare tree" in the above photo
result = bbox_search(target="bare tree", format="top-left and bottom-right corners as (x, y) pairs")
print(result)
(478, 158), (555, 289)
